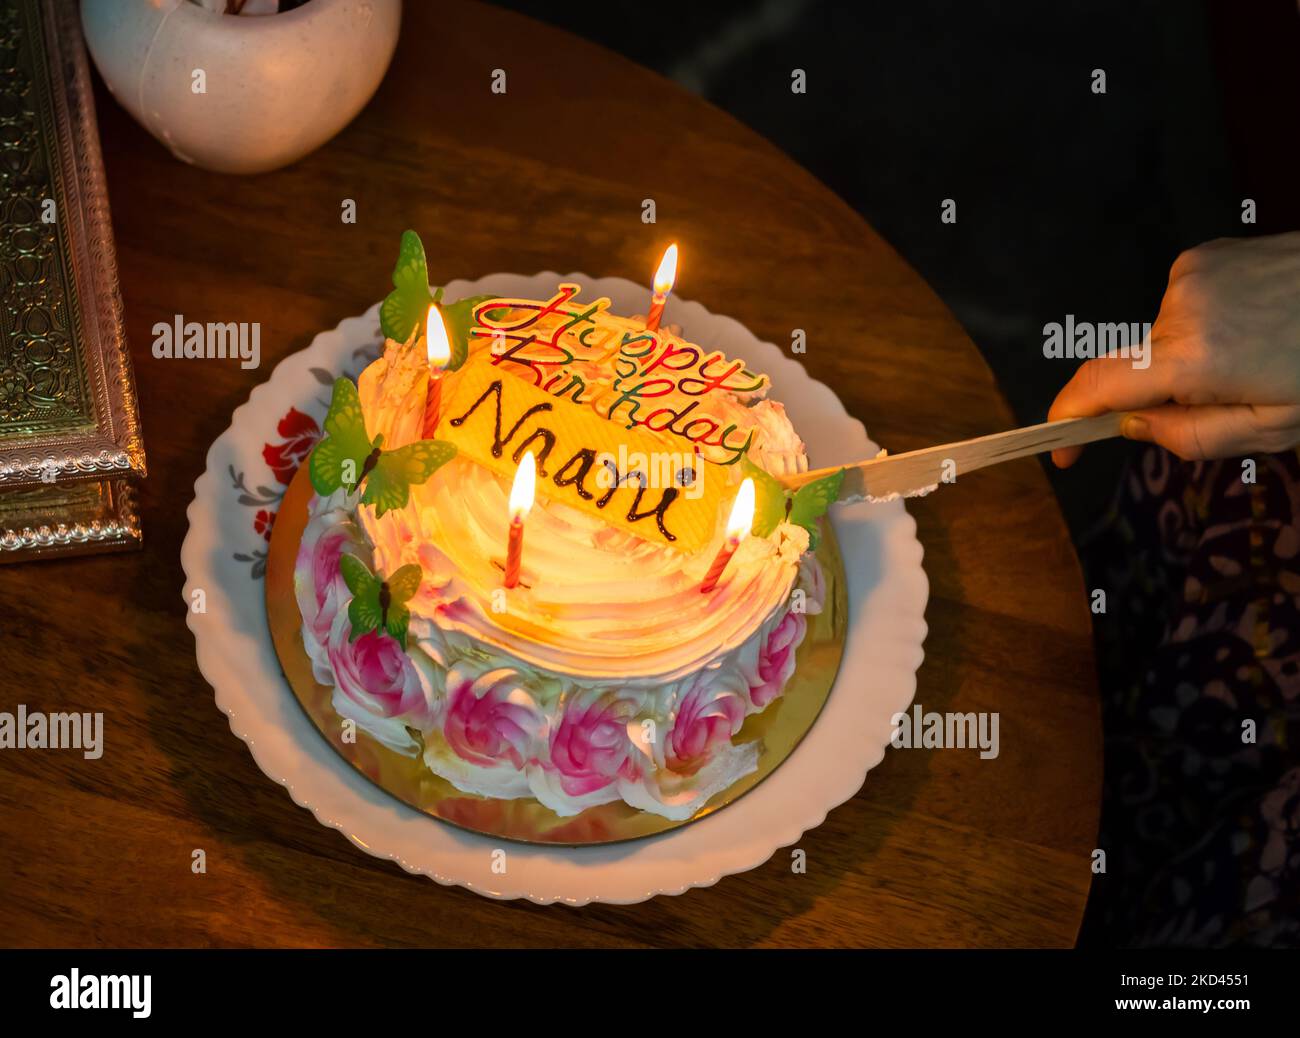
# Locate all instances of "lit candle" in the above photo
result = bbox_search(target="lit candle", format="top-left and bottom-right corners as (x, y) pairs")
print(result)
(503, 451), (536, 589)
(700, 477), (755, 593)
(421, 303), (452, 439)
(645, 242), (678, 332)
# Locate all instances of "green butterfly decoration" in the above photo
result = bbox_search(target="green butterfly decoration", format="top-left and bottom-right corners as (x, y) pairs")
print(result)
(379, 229), (496, 369)
(787, 469), (845, 548)
(379, 230), (436, 344)
(740, 457), (845, 548)
(308, 376), (456, 517)
(338, 554), (421, 649)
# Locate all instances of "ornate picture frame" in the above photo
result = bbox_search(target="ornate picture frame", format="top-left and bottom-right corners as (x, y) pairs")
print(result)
(0, 0), (145, 560)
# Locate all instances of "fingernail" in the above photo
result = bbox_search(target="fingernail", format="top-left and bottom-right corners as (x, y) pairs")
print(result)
(1122, 416), (1150, 440)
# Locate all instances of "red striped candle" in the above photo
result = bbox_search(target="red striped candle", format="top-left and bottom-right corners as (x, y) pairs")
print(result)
(422, 303), (451, 438)
(645, 242), (678, 332)
(503, 452), (537, 589)
(700, 478), (755, 593)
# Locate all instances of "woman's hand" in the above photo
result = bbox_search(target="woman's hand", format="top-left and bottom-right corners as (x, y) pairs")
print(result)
(1050, 231), (1300, 466)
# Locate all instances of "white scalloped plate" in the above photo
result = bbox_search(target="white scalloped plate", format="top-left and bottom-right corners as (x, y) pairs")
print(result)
(181, 273), (928, 905)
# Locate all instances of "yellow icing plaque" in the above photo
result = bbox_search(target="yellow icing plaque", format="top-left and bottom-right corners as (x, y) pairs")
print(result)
(438, 357), (726, 551)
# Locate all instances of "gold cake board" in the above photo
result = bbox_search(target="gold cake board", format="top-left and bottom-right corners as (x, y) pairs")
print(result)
(265, 464), (847, 845)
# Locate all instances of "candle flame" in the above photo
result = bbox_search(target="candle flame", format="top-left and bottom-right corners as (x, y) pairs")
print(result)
(426, 304), (452, 368)
(509, 451), (537, 520)
(726, 478), (755, 541)
(653, 243), (678, 296)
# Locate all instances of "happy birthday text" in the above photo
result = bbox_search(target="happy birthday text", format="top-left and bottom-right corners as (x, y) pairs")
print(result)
(470, 286), (767, 466)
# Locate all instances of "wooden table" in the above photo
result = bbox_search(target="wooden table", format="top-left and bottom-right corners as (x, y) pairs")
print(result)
(0, 1), (1101, 947)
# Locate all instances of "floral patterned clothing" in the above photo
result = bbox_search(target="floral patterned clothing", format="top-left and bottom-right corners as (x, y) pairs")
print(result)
(1080, 445), (1300, 947)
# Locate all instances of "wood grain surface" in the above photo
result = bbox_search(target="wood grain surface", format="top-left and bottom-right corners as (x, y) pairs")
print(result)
(0, 0), (1101, 947)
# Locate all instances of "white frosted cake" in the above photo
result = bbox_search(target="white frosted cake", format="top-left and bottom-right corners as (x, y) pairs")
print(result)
(292, 239), (838, 821)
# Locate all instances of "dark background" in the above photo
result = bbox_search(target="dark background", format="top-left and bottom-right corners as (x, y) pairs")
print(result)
(495, 0), (1299, 536)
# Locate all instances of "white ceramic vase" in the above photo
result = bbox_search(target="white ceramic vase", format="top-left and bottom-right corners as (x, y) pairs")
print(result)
(80, 0), (402, 175)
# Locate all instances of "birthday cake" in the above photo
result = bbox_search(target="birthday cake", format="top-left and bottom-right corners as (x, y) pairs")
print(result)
(291, 232), (842, 821)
